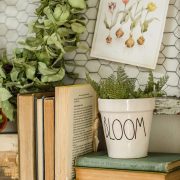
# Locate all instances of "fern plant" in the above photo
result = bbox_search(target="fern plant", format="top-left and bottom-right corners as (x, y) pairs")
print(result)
(87, 66), (168, 99)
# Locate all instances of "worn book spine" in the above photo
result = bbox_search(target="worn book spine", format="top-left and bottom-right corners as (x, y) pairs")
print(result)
(44, 98), (55, 180)
(36, 98), (44, 180)
(75, 167), (180, 180)
(18, 95), (36, 180)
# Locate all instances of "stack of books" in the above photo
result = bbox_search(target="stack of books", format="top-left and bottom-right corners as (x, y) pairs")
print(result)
(75, 152), (180, 180)
(17, 84), (97, 180)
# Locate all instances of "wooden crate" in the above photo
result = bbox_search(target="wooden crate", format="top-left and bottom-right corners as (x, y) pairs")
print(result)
(0, 134), (18, 179)
(0, 152), (18, 179)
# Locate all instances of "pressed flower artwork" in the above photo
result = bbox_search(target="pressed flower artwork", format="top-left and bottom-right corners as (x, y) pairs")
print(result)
(91, 0), (169, 69)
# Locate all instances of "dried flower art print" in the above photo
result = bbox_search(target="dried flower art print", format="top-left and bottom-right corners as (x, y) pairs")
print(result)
(91, 0), (169, 69)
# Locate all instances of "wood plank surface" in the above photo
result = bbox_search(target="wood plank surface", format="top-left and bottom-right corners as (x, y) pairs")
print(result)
(0, 152), (18, 179)
(155, 98), (180, 115)
(0, 134), (18, 152)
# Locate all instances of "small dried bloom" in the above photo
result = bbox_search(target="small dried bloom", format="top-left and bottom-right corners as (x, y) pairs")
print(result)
(106, 35), (112, 44)
(122, 0), (129, 5)
(125, 35), (135, 48)
(147, 2), (157, 12)
(137, 36), (145, 45)
(116, 28), (124, 38)
(108, 2), (116, 13)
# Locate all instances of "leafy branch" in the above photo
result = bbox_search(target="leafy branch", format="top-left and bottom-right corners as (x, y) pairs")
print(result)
(0, 0), (87, 121)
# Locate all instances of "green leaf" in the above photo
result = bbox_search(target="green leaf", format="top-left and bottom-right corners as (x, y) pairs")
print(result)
(20, 43), (41, 51)
(0, 0), (89, 121)
(44, 19), (53, 28)
(130, 14), (141, 30)
(71, 23), (86, 34)
(1, 51), (8, 64)
(141, 21), (149, 32)
(111, 11), (123, 28)
(38, 62), (59, 76)
(0, 65), (6, 79)
(47, 33), (65, 53)
(41, 68), (65, 82)
(43, 6), (56, 24)
(104, 16), (110, 29)
(45, 46), (57, 58)
(1, 100), (14, 121)
(61, 9), (70, 22)
(10, 68), (21, 82)
(68, 0), (86, 9)
(36, 51), (50, 64)
(64, 46), (77, 52)
(0, 88), (12, 101)
(54, 5), (70, 22)
(5, 82), (21, 88)
(26, 37), (42, 47)
(57, 28), (70, 37)
(47, 34), (56, 45)
(53, 5), (63, 20)
(25, 64), (36, 80)
(60, 10), (70, 22)
(70, 8), (85, 14)
(0, 115), (3, 123)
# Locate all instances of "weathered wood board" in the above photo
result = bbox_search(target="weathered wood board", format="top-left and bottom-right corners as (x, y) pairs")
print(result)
(0, 134), (18, 152)
(0, 152), (18, 179)
(155, 97), (180, 115)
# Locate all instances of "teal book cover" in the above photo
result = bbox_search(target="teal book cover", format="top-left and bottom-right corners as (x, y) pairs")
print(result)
(75, 152), (180, 173)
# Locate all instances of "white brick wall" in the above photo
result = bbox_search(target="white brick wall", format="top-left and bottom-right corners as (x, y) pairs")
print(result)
(0, 0), (179, 97)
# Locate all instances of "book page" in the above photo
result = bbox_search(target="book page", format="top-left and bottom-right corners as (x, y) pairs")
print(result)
(70, 86), (97, 179)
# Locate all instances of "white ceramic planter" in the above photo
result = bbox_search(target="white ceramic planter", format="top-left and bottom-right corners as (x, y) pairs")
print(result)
(98, 98), (155, 159)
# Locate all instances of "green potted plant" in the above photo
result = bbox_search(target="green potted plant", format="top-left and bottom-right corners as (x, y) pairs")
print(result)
(87, 67), (168, 159)
(0, 0), (87, 123)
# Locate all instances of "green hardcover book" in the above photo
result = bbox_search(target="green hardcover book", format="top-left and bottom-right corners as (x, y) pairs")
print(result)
(75, 152), (180, 173)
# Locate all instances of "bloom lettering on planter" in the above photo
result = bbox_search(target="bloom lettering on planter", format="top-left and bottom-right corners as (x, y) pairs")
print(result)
(103, 117), (146, 141)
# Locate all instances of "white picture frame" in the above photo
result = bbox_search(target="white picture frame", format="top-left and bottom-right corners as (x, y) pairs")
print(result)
(91, 0), (170, 69)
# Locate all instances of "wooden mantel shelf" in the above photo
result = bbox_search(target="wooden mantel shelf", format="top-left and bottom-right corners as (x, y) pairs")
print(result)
(0, 97), (179, 179)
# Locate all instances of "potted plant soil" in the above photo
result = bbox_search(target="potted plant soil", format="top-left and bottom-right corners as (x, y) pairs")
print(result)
(87, 67), (168, 159)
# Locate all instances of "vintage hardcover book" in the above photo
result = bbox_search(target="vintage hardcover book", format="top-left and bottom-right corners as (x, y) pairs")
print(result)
(75, 152), (180, 173)
(44, 97), (55, 180)
(36, 98), (44, 180)
(55, 84), (97, 180)
(75, 167), (180, 180)
(18, 92), (53, 180)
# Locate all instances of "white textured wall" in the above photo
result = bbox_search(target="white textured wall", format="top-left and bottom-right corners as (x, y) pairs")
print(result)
(0, 0), (180, 97)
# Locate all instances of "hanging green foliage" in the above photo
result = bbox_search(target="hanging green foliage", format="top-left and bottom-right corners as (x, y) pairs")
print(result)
(0, 0), (87, 121)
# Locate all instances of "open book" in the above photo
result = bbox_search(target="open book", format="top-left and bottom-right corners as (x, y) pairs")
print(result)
(55, 84), (97, 180)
